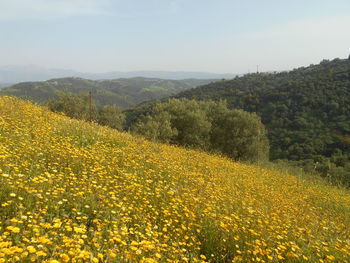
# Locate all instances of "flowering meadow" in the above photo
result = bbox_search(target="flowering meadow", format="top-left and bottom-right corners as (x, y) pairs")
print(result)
(0, 96), (350, 262)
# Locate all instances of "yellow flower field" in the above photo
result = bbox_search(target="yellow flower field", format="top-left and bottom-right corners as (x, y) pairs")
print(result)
(0, 96), (350, 262)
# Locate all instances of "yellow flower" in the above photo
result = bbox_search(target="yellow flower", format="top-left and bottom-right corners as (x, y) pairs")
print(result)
(60, 253), (70, 262)
(73, 226), (86, 234)
(27, 246), (36, 254)
(141, 258), (158, 263)
(36, 250), (47, 257)
(109, 251), (117, 258)
(78, 250), (90, 259)
(326, 255), (335, 261)
(6, 226), (20, 233)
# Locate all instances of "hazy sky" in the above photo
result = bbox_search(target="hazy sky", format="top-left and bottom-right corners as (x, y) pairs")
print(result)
(0, 0), (349, 74)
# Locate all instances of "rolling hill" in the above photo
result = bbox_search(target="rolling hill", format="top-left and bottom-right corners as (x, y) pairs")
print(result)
(174, 58), (350, 164)
(0, 77), (214, 108)
(0, 96), (350, 262)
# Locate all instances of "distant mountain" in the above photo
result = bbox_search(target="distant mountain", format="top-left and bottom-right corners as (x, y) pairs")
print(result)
(0, 77), (215, 107)
(0, 65), (236, 83)
(81, 71), (236, 80)
(0, 65), (77, 83)
(0, 83), (12, 90)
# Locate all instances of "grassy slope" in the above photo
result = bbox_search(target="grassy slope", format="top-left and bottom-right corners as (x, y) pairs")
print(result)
(0, 97), (350, 262)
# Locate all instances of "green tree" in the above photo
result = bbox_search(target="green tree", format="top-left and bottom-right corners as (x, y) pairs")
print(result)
(154, 99), (212, 149)
(209, 104), (269, 162)
(97, 105), (125, 131)
(131, 111), (177, 142)
(131, 98), (269, 162)
(47, 91), (97, 121)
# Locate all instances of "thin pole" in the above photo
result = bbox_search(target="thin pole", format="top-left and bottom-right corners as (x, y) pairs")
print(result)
(89, 91), (92, 122)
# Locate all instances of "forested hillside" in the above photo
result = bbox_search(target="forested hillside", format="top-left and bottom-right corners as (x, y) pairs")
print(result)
(0, 77), (214, 107)
(176, 58), (350, 157)
(173, 58), (350, 183)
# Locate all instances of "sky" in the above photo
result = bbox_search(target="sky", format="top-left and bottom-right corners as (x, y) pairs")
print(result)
(0, 0), (349, 74)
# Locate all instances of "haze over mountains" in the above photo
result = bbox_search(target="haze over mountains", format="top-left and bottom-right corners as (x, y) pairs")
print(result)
(0, 65), (236, 84)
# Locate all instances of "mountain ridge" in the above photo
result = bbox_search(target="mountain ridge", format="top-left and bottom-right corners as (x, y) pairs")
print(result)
(0, 65), (236, 83)
(0, 76), (216, 108)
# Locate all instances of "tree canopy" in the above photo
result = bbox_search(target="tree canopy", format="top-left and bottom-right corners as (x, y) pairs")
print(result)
(48, 91), (125, 131)
(131, 99), (269, 163)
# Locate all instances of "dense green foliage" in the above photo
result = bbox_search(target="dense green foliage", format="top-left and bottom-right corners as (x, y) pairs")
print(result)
(98, 105), (125, 130)
(131, 99), (269, 162)
(175, 57), (350, 185)
(0, 77), (214, 107)
(47, 91), (98, 121)
(48, 91), (125, 131)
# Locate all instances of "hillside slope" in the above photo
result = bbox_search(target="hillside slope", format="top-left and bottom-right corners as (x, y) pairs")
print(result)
(175, 58), (350, 162)
(0, 97), (350, 262)
(0, 77), (214, 108)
